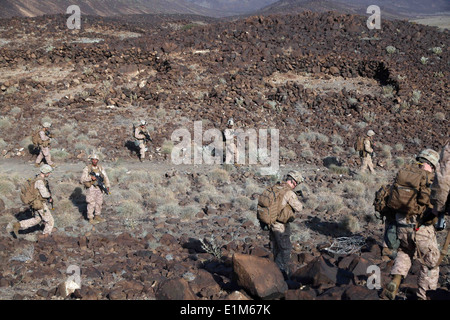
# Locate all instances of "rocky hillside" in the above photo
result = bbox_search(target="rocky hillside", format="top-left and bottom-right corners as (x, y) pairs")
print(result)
(258, 0), (450, 19)
(0, 0), (221, 19)
(0, 11), (448, 301)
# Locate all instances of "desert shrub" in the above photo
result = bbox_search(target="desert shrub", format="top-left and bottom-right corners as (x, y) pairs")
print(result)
(354, 173), (376, 186)
(0, 180), (16, 195)
(431, 47), (442, 55)
(339, 215), (360, 234)
(381, 144), (393, 159)
(386, 46), (396, 54)
(434, 112), (445, 121)
(9, 107), (21, 115)
(339, 180), (366, 198)
(118, 189), (144, 203)
(117, 200), (145, 220)
(233, 196), (255, 211)
(331, 134), (344, 145)
(394, 157), (405, 168)
(297, 131), (329, 143)
(411, 90), (421, 104)
(194, 186), (226, 205)
(156, 202), (182, 217)
(290, 223), (311, 243)
(168, 175), (191, 194)
(108, 167), (129, 183)
(332, 146), (344, 154)
(161, 139), (174, 154)
(328, 164), (350, 175)
(244, 178), (263, 196)
(420, 56), (429, 65)
(208, 168), (230, 185)
(300, 149), (314, 159)
(382, 85), (395, 98)
(180, 205), (201, 220)
(54, 199), (80, 228)
(50, 148), (70, 160)
(148, 187), (177, 206)
(394, 143), (404, 151)
(0, 116), (12, 130)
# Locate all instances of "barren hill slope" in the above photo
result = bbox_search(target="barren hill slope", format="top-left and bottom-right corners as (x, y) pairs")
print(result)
(0, 12), (448, 301)
(0, 0), (222, 18)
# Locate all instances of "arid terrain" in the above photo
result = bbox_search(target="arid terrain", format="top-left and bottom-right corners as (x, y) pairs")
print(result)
(0, 5), (449, 302)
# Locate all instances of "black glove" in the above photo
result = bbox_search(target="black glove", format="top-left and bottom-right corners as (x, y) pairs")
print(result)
(287, 216), (295, 223)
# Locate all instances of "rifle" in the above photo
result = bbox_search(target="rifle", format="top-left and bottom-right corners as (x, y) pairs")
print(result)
(89, 171), (110, 195)
(45, 130), (53, 138)
(45, 180), (54, 210)
(437, 226), (450, 267)
(141, 130), (152, 143)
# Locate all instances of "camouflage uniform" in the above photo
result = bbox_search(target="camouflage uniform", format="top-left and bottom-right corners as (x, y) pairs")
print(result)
(223, 119), (240, 164)
(387, 151), (440, 300)
(431, 140), (450, 214)
(35, 129), (54, 166)
(19, 176), (54, 235)
(224, 128), (240, 164)
(360, 131), (375, 174)
(80, 162), (110, 221)
(134, 122), (149, 161)
(391, 214), (440, 300)
(269, 183), (303, 277)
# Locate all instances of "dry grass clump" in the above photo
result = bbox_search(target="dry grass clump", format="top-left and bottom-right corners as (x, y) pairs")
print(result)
(304, 190), (344, 213)
(148, 187), (178, 206)
(117, 200), (145, 220)
(194, 186), (227, 206)
(156, 202), (182, 218)
(328, 164), (350, 175)
(232, 196), (256, 211)
(168, 175), (191, 194)
(339, 215), (361, 234)
(338, 180), (366, 198)
(53, 199), (81, 229)
(207, 168), (230, 185)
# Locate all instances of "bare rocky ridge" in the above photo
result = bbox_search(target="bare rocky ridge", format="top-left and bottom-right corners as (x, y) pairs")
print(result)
(0, 11), (449, 301)
(0, 0), (223, 19)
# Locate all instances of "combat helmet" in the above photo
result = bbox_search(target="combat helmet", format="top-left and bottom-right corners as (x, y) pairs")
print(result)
(40, 164), (53, 174)
(287, 170), (304, 184)
(416, 149), (440, 169)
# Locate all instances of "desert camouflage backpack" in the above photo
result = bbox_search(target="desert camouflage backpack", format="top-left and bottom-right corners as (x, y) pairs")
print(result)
(387, 164), (432, 216)
(257, 182), (291, 228)
(31, 129), (43, 146)
(20, 177), (43, 210)
(354, 136), (365, 156)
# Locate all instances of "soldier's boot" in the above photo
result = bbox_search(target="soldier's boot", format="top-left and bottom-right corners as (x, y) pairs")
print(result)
(94, 216), (105, 223)
(12, 222), (21, 237)
(34, 163), (40, 168)
(385, 274), (402, 300)
(89, 218), (99, 225)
